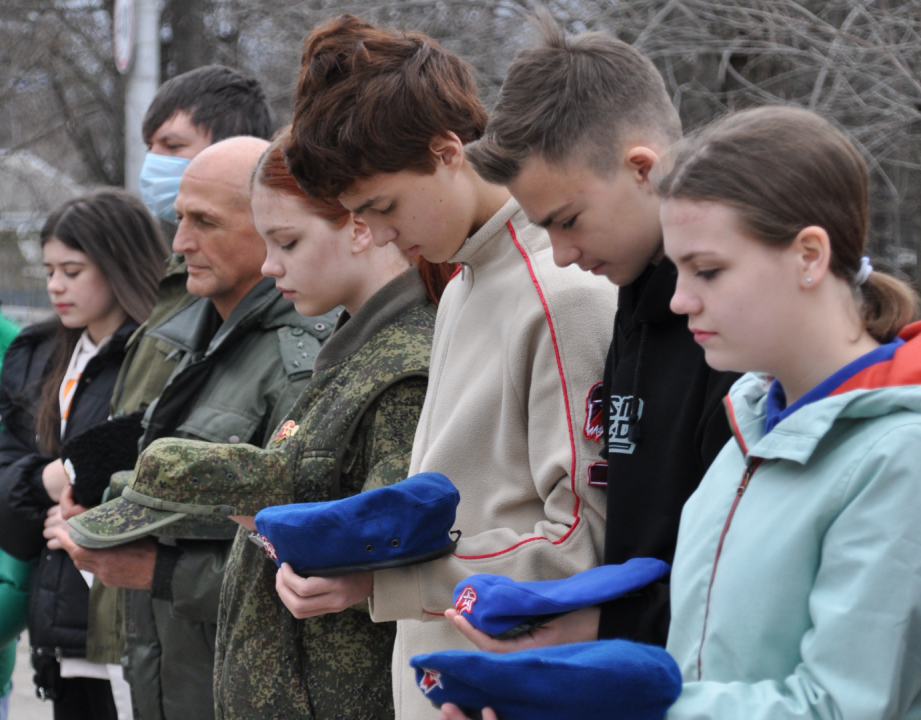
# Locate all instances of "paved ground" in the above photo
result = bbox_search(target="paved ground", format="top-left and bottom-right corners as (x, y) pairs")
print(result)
(9, 634), (53, 720)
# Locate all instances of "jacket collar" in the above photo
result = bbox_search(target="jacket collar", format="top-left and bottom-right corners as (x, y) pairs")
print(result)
(449, 197), (520, 270)
(314, 267), (429, 372)
(148, 277), (282, 356)
(725, 320), (921, 464)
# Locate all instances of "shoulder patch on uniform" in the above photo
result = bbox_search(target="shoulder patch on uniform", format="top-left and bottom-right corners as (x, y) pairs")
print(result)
(277, 327), (322, 377)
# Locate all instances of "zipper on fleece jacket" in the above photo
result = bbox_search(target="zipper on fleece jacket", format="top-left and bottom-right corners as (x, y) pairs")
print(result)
(696, 457), (763, 680)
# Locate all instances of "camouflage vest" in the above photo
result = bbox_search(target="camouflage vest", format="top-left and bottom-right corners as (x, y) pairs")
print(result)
(280, 308), (432, 503)
(215, 299), (435, 720)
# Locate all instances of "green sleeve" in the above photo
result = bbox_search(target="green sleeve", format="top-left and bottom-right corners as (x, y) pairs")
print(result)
(0, 640), (15, 694)
(0, 549), (33, 648)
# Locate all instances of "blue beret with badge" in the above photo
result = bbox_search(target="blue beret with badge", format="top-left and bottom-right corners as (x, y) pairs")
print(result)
(252, 472), (460, 575)
(452, 559), (670, 638)
(410, 640), (682, 720)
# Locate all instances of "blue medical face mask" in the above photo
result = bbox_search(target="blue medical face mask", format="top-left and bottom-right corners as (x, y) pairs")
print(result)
(139, 153), (191, 224)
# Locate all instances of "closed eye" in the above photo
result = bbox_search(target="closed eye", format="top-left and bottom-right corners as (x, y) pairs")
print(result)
(280, 239), (298, 251)
(560, 215), (577, 230)
(379, 203), (395, 216)
(696, 268), (720, 280)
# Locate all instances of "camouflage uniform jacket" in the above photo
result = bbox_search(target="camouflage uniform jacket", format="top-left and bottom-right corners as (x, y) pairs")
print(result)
(104, 275), (335, 720)
(211, 269), (435, 720)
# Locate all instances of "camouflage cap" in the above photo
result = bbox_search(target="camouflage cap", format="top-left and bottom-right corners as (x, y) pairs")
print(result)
(68, 436), (293, 549)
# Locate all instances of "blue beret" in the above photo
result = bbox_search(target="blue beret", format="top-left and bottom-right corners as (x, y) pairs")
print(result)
(253, 472), (460, 575)
(410, 640), (682, 720)
(452, 559), (670, 638)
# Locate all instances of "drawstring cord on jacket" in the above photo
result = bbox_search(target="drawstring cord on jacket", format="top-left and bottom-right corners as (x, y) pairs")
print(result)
(610, 309), (648, 446)
(627, 323), (648, 444)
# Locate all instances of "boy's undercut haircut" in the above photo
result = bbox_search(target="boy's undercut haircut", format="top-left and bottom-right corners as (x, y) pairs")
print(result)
(466, 10), (682, 185)
(287, 14), (489, 199)
(142, 65), (274, 145)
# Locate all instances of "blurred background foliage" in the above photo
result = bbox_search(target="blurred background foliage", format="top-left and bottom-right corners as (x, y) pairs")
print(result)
(1, 0), (920, 304)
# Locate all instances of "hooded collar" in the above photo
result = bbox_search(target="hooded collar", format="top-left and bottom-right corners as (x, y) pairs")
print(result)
(313, 267), (429, 372)
(764, 337), (904, 433)
(726, 321), (921, 464)
(449, 197), (520, 270)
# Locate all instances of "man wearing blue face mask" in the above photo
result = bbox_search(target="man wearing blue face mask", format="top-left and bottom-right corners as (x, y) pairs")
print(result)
(139, 65), (274, 225)
(59, 65), (275, 720)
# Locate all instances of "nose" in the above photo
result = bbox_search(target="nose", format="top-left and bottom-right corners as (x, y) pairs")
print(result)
(366, 220), (398, 248)
(548, 231), (580, 268)
(46, 270), (65, 294)
(670, 274), (702, 317)
(172, 218), (195, 255)
(261, 250), (283, 279)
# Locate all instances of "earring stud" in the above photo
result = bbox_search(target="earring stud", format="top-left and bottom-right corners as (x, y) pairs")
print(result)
(805, 277), (813, 284)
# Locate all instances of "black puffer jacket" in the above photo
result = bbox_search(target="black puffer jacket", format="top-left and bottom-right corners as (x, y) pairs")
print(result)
(0, 319), (136, 661)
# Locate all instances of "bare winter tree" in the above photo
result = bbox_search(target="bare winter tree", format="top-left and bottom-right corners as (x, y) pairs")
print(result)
(0, 0), (123, 186)
(2, 0), (920, 280)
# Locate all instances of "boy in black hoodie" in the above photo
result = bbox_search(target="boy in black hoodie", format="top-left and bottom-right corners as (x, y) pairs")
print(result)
(446, 12), (738, 650)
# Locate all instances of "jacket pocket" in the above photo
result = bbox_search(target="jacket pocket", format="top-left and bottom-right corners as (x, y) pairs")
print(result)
(175, 406), (260, 445)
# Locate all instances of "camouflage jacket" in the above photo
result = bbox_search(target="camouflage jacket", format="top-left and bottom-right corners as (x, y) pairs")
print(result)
(208, 269), (435, 720)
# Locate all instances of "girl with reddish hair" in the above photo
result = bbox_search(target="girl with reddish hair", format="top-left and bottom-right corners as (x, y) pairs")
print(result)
(205, 129), (446, 719)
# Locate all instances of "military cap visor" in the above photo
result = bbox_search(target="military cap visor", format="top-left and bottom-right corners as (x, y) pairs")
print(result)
(67, 436), (293, 549)
(67, 488), (246, 549)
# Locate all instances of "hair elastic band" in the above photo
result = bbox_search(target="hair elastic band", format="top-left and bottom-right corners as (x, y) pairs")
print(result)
(854, 256), (873, 286)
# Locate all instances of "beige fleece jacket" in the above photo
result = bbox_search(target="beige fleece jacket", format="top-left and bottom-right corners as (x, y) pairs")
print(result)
(368, 198), (617, 719)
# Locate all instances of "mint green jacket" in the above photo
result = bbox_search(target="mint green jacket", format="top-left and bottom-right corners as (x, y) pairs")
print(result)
(667, 326), (921, 720)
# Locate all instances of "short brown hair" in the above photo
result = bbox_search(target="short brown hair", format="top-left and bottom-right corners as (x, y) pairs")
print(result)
(658, 105), (919, 343)
(287, 14), (488, 199)
(467, 10), (681, 185)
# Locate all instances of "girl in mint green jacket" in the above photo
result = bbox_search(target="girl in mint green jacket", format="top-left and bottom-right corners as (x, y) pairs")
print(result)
(658, 106), (921, 720)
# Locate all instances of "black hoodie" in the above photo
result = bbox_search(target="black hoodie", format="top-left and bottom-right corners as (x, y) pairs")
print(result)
(596, 257), (738, 645)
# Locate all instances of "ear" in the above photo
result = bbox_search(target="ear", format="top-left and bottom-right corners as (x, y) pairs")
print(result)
(430, 132), (465, 173)
(624, 146), (659, 189)
(792, 225), (831, 289)
(349, 214), (375, 255)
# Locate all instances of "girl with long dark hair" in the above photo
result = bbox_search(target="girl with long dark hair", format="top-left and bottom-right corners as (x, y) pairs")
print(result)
(0, 189), (168, 719)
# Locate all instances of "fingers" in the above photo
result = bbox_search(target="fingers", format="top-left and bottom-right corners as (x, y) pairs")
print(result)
(59, 484), (89, 520)
(274, 565), (373, 618)
(275, 565), (334, 619)
(43, 506), (68, 547)
(440, 703), (496, 720)
(55, 527), (80, 556)
(439, 703), (470, 720)
(447, 611), (523, 654)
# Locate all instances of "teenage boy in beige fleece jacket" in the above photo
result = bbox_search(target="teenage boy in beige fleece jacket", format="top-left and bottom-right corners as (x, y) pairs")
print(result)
(271, 14), (617, 720)
(436, 22), (738, 720)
